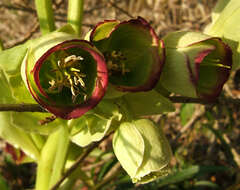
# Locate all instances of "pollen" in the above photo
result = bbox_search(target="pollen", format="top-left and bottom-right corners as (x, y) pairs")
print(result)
(48, 54), (87, 103)
(104, 50), (130, 76)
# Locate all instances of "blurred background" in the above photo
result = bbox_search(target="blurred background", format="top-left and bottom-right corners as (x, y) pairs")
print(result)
(1, 0), (240, 190)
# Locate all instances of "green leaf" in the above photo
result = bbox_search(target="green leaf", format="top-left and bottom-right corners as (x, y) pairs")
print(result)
(0, 43), (30, 103)
(123, 90), (175, 117)
(0, 43), (28, 74)
(0, 175), (9, 190)
(0, 69), (14, 103)
(10, 112), (61, 135)
(70, 99), (122, 147)
(70, 114), (112, 147)
(157, 165), (229, 187)
(8, 73), (35, 103)
(180, 104), (195, 126)
(0, 113), (40, 160)
(194, 181), (220, 189)
(93, 99), (122, 121)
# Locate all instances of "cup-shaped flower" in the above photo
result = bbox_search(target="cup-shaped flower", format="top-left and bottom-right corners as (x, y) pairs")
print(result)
(21, 32), (108, 119)
(89, 17), (165, 92)
(159, 31), (232, 101)
(113, 119), (172, 184)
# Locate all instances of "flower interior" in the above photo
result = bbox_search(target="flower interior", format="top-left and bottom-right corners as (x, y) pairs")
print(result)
(39, 46), (97, 106)
(104, 50), (129, 76)
(195, 40), (232, 98)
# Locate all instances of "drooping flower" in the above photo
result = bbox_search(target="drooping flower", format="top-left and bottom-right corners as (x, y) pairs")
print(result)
(113, 119), (172, 184)
(89, 17), (165, 92)
(159, 31), (232, 101)
(21, 29), (108, 119)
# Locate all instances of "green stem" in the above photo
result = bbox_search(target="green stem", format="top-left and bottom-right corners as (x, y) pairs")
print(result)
(0, 40), (3, 51)
(67, 0), (84, 36)
(35, 125), (69, 190)
(30, 133), (46, 151)
(35, 0), (55, 34)
(49, 125), (70, 188)
(50, 134), (111, 190)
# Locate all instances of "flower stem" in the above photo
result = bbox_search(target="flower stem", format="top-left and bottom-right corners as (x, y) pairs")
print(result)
(67, 0), (84, 36)
(50, 134), (111, 190)
(0, 40), (3, 51)
(49, 125), (70, 187)
(35, 0), (55, 35)
(35, 125), (69, 190)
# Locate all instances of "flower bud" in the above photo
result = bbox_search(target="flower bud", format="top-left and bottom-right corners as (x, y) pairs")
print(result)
(113, 119), (172, 184)
(21, 30), (108, 119)
(89, 17), (165, 92)
(159, 31), (232, 101)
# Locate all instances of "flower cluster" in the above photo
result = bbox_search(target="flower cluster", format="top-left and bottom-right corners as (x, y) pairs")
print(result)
(20, 17), (232, 184)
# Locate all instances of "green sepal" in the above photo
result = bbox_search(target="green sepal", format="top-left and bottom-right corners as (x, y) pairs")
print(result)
(122, 90), (175, 117)
(113, 121), (145, 178)
(90, 17), (162, 91)
(161, 31), (232, 100)
(91, 20), (120, 42)
(113, 119), (172, 184)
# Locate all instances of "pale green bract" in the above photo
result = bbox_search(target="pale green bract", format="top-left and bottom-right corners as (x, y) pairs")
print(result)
(70, 99), (122, 147)
(113, 119), (172, 184)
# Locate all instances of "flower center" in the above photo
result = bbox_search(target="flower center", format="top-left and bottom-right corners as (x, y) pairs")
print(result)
(48, 53), (87, 102)
(104, 50), (130, 76)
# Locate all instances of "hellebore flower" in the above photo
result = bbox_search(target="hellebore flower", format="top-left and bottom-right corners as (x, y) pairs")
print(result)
(113, 119), (172, 184)
(159, 31), (232, 101)
(89, 17), (165, 92)
(21, 31), (108, 119)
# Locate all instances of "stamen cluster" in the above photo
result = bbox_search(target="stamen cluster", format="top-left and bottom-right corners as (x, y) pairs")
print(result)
(48, 54), (87, 102)
(104, 50), (129, 76)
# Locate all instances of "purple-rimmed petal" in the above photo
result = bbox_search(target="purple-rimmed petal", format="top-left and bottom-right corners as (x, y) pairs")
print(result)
(23, 39), (108, 119)
(90, 17), (165, 92)
(160, 31), (232, 101)
(195, 38), (232, 101)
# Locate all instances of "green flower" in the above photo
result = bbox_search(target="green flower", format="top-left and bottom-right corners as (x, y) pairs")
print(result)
(159, 31), (232, 101)
(113, 119), (172, 184)
(89, 17), (165, 92)
(21, 29), (108, 119)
